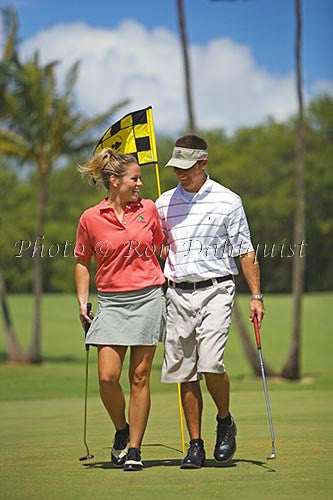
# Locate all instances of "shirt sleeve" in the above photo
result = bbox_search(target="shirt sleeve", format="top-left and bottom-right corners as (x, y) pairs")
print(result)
(74, 216), (94, 261)
(226, 196), (254, 257)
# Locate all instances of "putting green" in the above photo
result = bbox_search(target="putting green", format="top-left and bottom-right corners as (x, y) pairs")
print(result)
(0, 293), (332, 499)
(0, 390), (332, 499)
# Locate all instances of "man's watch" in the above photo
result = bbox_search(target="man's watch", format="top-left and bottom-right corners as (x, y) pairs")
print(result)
(251, 294), (265, 301)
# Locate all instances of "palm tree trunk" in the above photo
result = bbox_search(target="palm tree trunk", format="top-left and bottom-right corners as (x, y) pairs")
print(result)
(176, 0), (196, 132)
(0, 268), (26, 362)
(233, 299), (276, 377)
(281, 0), (305, 380)
(28, 170), (48, 363)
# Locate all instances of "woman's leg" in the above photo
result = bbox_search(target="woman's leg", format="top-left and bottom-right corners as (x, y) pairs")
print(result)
(98, 345), (127, 430)
(128, 345), (156, 449)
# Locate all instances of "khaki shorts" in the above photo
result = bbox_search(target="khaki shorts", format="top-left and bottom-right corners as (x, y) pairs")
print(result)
(161, 279), (235, 383)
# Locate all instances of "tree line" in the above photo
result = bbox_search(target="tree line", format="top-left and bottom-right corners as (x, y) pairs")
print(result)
(1, 95), (332, 295)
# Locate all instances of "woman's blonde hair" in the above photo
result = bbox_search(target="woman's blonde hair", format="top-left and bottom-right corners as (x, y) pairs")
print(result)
(78, 148), (137, 190)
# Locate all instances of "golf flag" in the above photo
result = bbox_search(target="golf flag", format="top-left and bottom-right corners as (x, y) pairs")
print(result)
(94, 106), (158, 166)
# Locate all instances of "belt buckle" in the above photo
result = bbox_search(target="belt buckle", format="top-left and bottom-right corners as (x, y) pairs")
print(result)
(192, 282), (196, 291)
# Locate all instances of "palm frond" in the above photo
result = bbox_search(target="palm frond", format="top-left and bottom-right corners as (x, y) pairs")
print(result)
(0, 128), (30, 158)
(1, 7), (18, 62)
(64, 61), (80, 98)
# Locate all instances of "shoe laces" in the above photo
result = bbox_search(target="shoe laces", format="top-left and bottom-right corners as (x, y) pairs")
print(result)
(127, 447), (141, 461)
(187, 442), (203, 458)
(216, 423), (233, 444)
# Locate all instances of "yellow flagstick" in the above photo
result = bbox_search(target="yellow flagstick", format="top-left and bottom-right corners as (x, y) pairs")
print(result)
(148, 108), (186, 454)
(177, 383), (186, 453)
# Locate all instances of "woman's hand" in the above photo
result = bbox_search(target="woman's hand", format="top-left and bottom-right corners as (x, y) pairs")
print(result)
(79, 303), (94, 331)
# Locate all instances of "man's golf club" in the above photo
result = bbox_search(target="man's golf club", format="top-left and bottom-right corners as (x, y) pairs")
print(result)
(253, 314), (276, 460)
(79, 302), (94, 461)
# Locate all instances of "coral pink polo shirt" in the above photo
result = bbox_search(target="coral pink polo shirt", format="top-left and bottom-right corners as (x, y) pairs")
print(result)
(75, 198), (165, 292)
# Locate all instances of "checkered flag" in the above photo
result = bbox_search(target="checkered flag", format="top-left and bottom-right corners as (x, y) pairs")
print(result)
(94, 106), (158, 166)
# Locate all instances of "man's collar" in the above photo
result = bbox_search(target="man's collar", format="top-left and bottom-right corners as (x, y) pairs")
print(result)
(174, 175), (213, 201)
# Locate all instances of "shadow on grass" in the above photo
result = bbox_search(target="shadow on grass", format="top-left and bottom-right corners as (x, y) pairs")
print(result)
(83, 458), (275, 471)
(82, 443), (276, 472)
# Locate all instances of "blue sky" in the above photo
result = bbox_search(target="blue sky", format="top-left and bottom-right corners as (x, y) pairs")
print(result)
(2, 0), (332, 133)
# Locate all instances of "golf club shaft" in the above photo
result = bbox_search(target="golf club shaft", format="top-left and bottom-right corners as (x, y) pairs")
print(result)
(257, 346), (276, 452)
(82, 303), (92, 457)
(253, 316), (276, 454)
(83, 348), (90, 456)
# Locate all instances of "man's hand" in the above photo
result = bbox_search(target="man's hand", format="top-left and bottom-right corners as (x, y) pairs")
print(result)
(250, 299), (265, 328)
(239, 251), (265, 328)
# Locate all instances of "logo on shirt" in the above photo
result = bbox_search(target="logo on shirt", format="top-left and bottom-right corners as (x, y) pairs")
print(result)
(137, 215), (146, 223)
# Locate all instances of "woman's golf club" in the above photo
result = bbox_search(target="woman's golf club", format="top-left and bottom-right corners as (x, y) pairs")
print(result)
(253, 314), (276, 460)
(79, 302), (94, 461)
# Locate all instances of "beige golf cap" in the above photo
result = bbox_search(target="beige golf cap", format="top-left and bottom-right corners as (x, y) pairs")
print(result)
(165, 146), (208, 170)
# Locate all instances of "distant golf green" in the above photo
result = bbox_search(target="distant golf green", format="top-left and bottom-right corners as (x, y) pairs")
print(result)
(0, 293), (332, 499)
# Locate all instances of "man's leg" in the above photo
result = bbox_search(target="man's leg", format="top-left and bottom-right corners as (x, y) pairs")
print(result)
(180, 380), (206, 469)
(181, 381), (203, 439)
(161, 287), (205, 468)
(204, 371), (230, 418)
(204, 371), (237, 463)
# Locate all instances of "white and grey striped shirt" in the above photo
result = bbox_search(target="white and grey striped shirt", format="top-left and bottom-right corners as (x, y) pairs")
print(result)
(156, 176), (254, 282)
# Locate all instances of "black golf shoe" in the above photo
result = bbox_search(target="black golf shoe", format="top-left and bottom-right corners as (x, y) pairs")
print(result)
(214, 414), (237, 463)
(111, 423), (129, 468)
(123, 447), (143, 471)
(180, 439), (206, 469)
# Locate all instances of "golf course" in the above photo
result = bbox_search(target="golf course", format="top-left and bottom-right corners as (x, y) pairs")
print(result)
(0, 292), (332, 499)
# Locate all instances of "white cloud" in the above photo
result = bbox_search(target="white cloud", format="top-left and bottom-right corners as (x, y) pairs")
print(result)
(20, 20), (302, 134)
(310, 79), (333, 97)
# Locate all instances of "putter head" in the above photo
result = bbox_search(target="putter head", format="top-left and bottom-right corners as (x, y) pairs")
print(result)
(267, 445), (276, 460)
(79, 453), (94, 461)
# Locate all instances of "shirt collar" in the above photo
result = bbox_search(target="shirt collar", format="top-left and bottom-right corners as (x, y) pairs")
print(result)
(174, 175), (213, 201)
(99, 198), (143, 213)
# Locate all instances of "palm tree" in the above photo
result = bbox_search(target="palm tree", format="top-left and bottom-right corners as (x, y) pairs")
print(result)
(176, 0), (196, 132)
(0, 8), (128, 363)
(281, 0), (305, 379)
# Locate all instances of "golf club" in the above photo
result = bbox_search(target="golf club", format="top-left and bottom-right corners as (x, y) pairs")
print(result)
(253, 314), (276, 460)
(79, 302), (94, 461)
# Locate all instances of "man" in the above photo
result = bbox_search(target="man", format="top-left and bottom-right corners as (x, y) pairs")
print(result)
(156, 135), (265, 469)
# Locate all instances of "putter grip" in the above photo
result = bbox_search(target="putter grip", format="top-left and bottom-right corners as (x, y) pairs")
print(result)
(84, 303), (92, 335)
(253, 315), (262, 349)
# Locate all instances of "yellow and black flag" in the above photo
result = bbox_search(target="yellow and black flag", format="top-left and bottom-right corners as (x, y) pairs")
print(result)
(94, 106), (158, 166)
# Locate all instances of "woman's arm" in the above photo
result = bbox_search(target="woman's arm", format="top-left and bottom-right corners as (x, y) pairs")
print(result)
(75, 259), (92, 330)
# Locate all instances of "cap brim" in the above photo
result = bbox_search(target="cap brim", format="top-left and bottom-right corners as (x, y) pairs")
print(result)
(165, 158), (198, 170)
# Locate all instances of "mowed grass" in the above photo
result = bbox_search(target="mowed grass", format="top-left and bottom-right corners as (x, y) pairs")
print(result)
(0, 293), (332, 499)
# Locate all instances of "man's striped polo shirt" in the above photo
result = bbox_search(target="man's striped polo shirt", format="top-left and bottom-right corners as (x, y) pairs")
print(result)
(155, 176), (254, 283)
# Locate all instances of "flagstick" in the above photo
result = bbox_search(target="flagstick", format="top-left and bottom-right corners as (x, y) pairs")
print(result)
(153, 158), (186, 455)
(154, 164), (162, 197)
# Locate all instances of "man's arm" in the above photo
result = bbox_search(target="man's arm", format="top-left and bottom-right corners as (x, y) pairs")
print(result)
(239, 251), (265, 327)
(75, 259), (92, 330)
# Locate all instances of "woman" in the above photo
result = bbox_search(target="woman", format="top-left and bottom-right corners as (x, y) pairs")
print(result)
(75, 148), (165, 471)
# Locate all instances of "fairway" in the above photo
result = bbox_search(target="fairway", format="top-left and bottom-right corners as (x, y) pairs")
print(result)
(0, 293), (332, 499)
